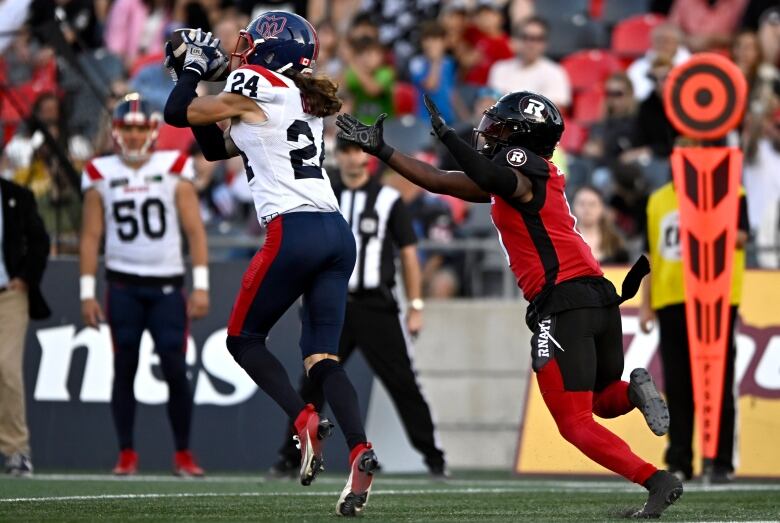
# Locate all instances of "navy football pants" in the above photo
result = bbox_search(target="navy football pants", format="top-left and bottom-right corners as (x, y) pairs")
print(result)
(227, 211), (356, 358)
(107, 282), (192, 451)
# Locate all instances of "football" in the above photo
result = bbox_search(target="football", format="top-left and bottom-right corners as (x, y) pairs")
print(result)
(167, 28), (230, 82)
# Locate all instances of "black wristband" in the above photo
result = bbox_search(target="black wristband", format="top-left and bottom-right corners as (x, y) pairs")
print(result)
(163, 71), (200, 128)
(377, 143), (395, 163)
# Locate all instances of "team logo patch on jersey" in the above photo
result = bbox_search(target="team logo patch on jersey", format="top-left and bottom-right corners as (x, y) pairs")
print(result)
(359, 216), (378, 236)
(506, 148), (527, 167)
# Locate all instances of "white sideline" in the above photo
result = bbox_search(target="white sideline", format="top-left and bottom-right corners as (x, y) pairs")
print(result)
(2, 482), (780, 503)
(0, 488), (551, 503)
(22, 473), (780, 492)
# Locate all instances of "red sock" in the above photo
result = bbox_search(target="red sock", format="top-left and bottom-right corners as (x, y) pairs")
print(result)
(294, 403), (316, 433)
(593, 380), (633, 419)
(538, 361), (657, 485)
(349, 442), (372, 464)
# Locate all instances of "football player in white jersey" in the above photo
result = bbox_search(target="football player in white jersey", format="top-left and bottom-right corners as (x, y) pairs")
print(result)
(79, 93), (209, 477)
(163, 13), (378, 516)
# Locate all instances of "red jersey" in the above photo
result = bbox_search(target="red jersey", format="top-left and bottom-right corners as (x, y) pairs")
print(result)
(462, 26), (514, 85)
(489, 146), (602, 301)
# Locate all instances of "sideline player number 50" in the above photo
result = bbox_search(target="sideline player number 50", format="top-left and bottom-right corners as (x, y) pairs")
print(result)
(112, 198), (167, 241)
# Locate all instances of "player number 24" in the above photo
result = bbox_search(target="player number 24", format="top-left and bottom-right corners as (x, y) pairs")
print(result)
(230, 72), (325, 181)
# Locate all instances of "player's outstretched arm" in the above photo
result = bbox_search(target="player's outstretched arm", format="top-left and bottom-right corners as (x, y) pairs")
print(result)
(336, 113), (490, 203)
(163, 30), (260, 161)
(164, 70), (257, 160)
(423, 95), (531, 202)
(79, 189), (105, 329)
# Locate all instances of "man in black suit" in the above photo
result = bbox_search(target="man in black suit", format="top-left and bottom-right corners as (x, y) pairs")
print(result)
(0, 177), (50, 476)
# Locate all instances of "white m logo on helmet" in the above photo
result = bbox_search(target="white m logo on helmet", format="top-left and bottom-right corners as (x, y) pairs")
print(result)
(523, 99), (545, 119)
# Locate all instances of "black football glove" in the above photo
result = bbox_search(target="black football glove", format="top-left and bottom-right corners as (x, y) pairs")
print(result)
(335, 113), (395, 162)
(423, 94), (454, 140)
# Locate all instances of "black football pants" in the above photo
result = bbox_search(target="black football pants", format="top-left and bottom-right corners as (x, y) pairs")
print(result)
(656, 303), (738, 476)
(279, 301), (445, 469)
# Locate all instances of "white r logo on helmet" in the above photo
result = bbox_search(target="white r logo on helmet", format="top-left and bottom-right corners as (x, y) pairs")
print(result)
(523, 99), (545, 119)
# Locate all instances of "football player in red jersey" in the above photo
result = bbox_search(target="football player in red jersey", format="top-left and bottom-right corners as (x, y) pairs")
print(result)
(336, 93), (683, 518)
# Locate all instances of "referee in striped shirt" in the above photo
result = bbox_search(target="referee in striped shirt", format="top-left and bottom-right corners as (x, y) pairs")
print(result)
(271, 138), (447, 477)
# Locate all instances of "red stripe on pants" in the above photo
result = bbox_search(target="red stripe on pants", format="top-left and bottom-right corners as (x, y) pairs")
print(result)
(537, 359), (657, 485)
(227, 217), (284, 336)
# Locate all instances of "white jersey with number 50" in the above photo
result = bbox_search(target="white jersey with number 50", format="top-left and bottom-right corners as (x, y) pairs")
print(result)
(224, 65), (339, 224)
(81, 151), (194, 277)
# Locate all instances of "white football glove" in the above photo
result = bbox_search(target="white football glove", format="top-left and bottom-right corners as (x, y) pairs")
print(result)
(182, 29), (226, 79)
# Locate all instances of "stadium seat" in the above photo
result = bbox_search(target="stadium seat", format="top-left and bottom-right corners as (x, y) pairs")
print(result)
(156, 124), (194, 153)
(534, 0), (590, 21)
(559, 120), (589, 154)
(572, 88), (605, 126)
(0, 59), (58, 144)
(601, 0), (651, 27)
(383, 115), (432, 155)
(611, 14), (666, 60)
(393, 82), (417, 116)
(561, 50), (623, 94)
(547, 16), (609, 60)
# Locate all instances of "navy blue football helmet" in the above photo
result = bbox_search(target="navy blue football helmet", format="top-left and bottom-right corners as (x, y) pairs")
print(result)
(111, 93), (161, 162)
(231, 11), (319, 76)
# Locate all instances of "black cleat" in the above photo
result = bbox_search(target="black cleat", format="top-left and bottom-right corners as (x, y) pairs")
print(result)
(428, 462), (451, 480)
(629, 368), (670, 436)
(631, 470), (683, 518)
(668, 468), (691, 482)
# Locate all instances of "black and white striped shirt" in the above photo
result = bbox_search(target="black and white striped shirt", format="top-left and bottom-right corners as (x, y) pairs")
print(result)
(334, 176), (417, 295)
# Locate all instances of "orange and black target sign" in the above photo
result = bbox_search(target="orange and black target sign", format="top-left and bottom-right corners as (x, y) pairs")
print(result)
(664, 53), (748, 140)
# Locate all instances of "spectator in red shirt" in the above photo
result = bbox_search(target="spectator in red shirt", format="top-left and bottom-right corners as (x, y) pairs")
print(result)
(668, 0), (749, 52)
(461, 1), (513, 86)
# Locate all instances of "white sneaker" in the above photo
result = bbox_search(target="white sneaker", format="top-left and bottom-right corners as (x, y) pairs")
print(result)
(5, 453), (33, 477)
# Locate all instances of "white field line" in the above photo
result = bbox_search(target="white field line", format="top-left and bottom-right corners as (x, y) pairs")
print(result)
(2, 482), (780, 504)
(20, 474), (780, 493)
(0, 488), (573, 503)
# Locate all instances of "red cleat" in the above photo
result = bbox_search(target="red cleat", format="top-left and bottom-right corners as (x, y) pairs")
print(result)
(336, 442), (379, 516)
(294, 403), (333, 486)
(112, 449), (138, 476)
(173, 450), (205, 477)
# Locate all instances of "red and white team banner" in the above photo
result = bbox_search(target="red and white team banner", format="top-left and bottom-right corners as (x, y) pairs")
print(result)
(515, 268), (780, 478)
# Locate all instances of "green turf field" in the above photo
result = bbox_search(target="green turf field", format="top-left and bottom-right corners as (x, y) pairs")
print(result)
(1, 471), (778, 521)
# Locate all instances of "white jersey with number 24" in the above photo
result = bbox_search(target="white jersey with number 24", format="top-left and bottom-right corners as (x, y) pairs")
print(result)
(224, 64), (339, 225)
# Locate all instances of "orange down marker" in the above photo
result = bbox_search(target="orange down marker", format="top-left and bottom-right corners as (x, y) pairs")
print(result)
(670, 148), (742, 460)
(664, 53), (747, 461)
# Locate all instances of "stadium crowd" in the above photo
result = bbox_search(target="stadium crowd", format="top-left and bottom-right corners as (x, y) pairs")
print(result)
(1, 0), (779, 297)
